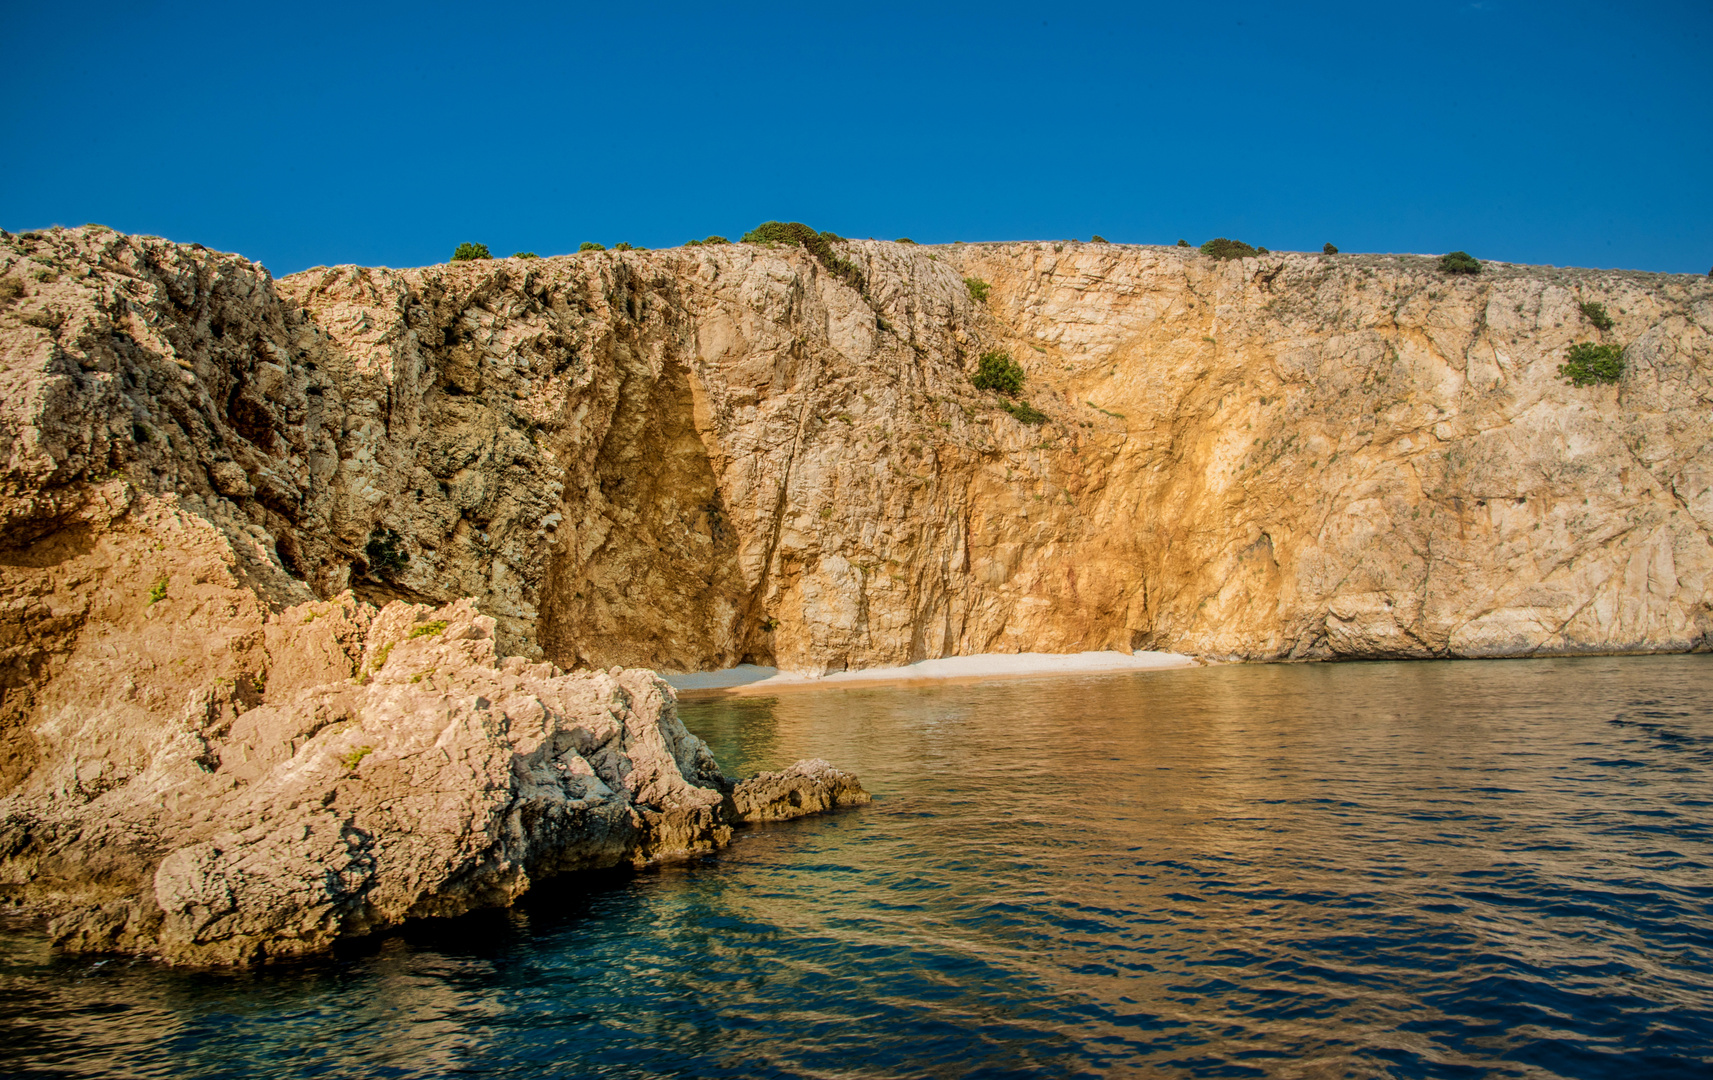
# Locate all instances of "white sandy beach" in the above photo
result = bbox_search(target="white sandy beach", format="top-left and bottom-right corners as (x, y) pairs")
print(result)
(663, 650), (1198, 695)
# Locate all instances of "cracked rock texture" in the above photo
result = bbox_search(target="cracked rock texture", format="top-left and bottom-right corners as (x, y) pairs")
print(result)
(0, 224), (1709, 953)
(1, 594), (865, 965)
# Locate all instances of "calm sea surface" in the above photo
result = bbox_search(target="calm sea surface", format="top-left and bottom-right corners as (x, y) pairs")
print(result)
(3, 656), (1712, 1078)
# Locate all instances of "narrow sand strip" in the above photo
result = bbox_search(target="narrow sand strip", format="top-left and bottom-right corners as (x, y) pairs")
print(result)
(664, 650), (1198, 697)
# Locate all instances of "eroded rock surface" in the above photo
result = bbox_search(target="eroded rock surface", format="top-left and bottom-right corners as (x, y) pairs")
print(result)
(1, 596), (862, 965)
(730, 759), (872, 823)
(1, 223), (1709, 958)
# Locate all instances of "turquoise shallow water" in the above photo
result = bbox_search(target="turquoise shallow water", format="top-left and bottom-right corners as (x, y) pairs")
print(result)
(2, 655), (1712, 1078)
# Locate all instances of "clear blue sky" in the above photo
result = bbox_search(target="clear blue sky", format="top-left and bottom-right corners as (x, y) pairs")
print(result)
(3, 1), (1707, 275)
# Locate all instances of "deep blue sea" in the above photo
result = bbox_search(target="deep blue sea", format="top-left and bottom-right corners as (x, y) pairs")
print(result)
(3, 656), (1711, 1078)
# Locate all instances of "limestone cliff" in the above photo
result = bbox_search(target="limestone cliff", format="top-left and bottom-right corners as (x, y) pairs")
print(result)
(1, 226), (1710, 957)
(4, 226), (1710, 680)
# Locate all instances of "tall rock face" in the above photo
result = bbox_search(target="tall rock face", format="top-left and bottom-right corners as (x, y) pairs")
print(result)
(2, 225), (1710, 692)
(286, 236), (1712, 668)
(0, 225), (1708, 953)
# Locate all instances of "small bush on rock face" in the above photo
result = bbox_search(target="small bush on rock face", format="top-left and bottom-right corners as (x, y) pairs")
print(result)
(971, 351), (1025, 396)
(613, 242), (634, 251)
(451, 242), (490, 262)
(1439, 250), (1481, 274)
(579, 241), (606, 252)
(1091, 235), (1108, 243)
(703, 235), (729, 245)
(147, 577), (168, 605)
(1579, 301), (1614, 331)
(1002, 400), (1047, 425)
(409, 619), (448, 639)
(965, 277), (991, 302)
(512, 251), (539, 259)
(341, 745), (374, 771)
(1200, 238), (1259, 260)
(1177, 239), (1189, 247)
(0, 278), (23, 301)
(1323, 242), (1339, 255)
(1558, 342), (1624, 386)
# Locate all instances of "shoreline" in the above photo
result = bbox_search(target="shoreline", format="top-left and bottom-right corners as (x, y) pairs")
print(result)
(664, 650), (1200, 698)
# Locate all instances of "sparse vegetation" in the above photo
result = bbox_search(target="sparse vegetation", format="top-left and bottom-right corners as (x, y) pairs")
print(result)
(451, 242), (491, 262)
(0, 278), (22, 301)
(579, 241), (606, 252)
(341, 745), (374, 771)
(147, 577), (168, 605)
(1090, 235), (1108, 244)
(1323, 242), (1339, 255)
(512, 251), (539, 259)
(1439, 250), (1481, 275)
(1001, 400), (1047, 425)
(1200, 238), (1260, 260)
(1579, 301), (1614, 331)
(22, 309), (63, 329)
(895, 237), (917, 244)
(740, 221), (865, 293)
(370, 642), (394, 670)
(971, 351), (1025, 396)
(409, 619), (449, 639)
(1558, 342), (1625, 386)
(703, 235), (729, 245)
(760, 616), (780, 632)
(964, 277), (991, 302)
(1176, 239), (1189, 247)
(613, 242), (635, 251)
(364, 528), (410, 578)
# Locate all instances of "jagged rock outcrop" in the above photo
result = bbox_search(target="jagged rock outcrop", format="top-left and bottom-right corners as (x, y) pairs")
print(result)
(0, 595), (867, 965)
(730, 759), (871, 823)
(0, 223), (1709, 957)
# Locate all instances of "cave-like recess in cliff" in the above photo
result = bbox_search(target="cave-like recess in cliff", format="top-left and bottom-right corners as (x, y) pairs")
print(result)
(538, 354), (761, 673)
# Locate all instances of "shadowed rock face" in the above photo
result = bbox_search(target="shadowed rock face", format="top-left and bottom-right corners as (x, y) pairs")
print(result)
(0, 225), (1708, 955)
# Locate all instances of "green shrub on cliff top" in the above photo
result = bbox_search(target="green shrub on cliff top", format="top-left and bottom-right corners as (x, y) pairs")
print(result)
(740, 221), (866, 293)
(971, 351), (1024, 396)
(1439, 250), (1481, 274)
(1200, 237), (1259, 260)
(1558, 342), (1624, 386)
(579, 241), (606, 252)
(451, 242), (490, 262)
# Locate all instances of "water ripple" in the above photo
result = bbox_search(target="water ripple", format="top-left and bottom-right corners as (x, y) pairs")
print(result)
(3, 655), (1712, 1078)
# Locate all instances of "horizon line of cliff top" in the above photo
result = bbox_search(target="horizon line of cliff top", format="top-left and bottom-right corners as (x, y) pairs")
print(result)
(6, 222), (1709, 281)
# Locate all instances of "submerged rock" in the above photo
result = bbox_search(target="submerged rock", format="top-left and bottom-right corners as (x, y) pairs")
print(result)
(2, 598), (866, 966)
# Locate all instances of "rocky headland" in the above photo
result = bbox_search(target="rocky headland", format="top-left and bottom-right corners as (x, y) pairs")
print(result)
(1, 224), (1709, 961)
